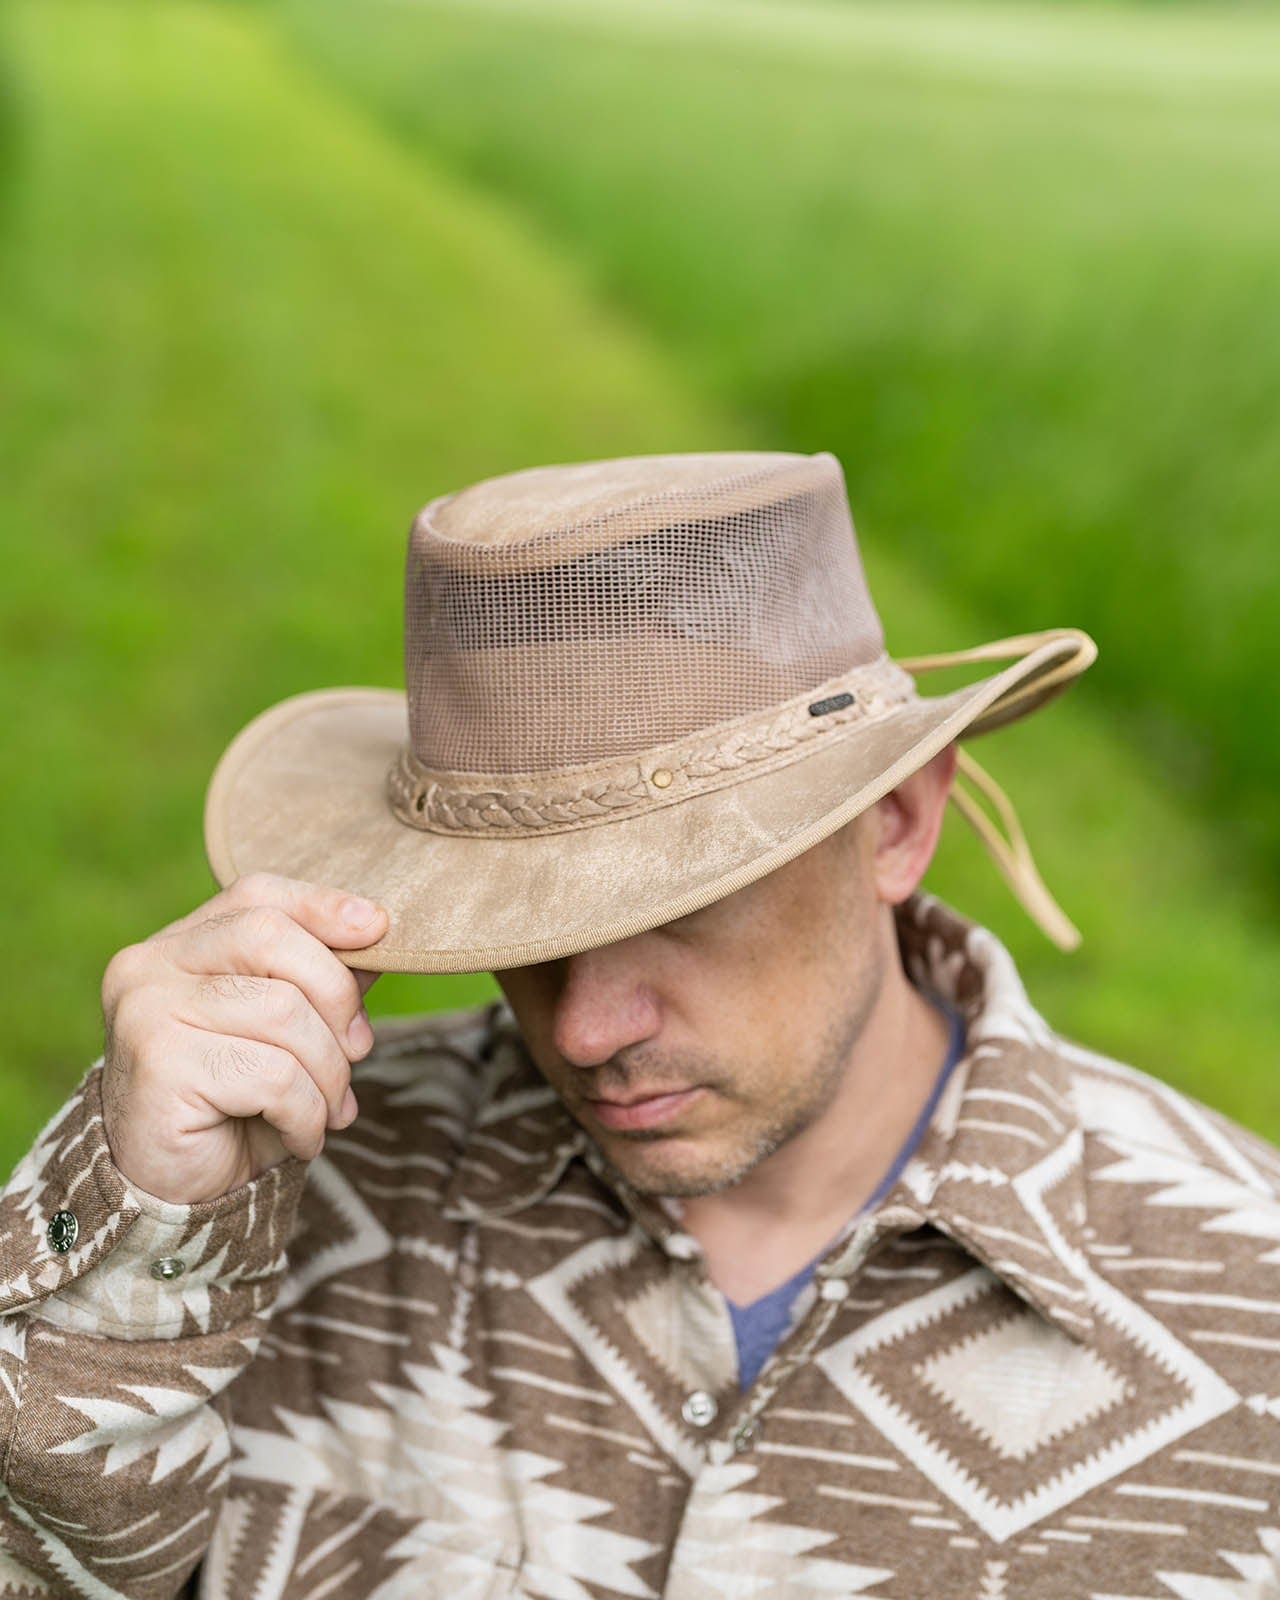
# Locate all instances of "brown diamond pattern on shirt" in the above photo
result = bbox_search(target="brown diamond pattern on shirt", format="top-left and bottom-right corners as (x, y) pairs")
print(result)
(815, 1259), (1239, 1544)
(916, 1303), (1129, 1461)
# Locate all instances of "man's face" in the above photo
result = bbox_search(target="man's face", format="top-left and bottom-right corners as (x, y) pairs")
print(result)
(495, 814), (891, 1198)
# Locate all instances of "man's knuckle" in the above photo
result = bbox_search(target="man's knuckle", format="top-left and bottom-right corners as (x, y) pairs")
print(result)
(192, 972), (220, 1005)
(260, 1049), (299, 1092)
(263, 979), (306, 1029)
(300, 1083), (328, 1150)
(195, 971), (255, 1007)
(230, 870), (278, 903)
(317, 969), (358, 1023)
(203, 1038), (262, 1084)
(102, 943), (146, 1005)
(237, 972), (272, 1006)
(198, 907), (240, 941)
(243, 903), (290, 942)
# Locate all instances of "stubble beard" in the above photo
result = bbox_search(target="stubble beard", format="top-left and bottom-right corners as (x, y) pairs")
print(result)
(599, 953), (885, 1201)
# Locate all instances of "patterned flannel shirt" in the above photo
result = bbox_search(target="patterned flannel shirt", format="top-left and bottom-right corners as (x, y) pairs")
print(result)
(4, 891), (1280, 1600)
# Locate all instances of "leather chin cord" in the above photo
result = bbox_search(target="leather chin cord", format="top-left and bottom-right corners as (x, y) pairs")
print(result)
(900, 629), (1097, 952)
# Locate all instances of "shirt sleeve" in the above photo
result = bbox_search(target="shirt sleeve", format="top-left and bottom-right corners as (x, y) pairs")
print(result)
(0, 1056), (310, 1599)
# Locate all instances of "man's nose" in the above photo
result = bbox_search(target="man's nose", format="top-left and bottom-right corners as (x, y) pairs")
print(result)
(550, 944), (663, 1070)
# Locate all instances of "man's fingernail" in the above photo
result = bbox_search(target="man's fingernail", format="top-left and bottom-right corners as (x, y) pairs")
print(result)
(339, 1087), (358, 1125)
(341, 897), (379, 929)
(347, 1010), (373, 1053)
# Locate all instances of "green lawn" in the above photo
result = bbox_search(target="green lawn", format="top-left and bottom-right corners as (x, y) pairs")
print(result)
(2, 0), (1278, 1179)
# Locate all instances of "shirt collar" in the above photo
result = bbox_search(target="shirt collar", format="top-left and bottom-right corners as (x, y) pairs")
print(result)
(440, 891), (1095, 1344)
(872, 892), (1095, 1343)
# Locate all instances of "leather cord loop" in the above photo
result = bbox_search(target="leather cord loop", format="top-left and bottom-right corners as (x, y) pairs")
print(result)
(901, 631), (1091, 952)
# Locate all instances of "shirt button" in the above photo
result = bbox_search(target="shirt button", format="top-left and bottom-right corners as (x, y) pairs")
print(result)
(150, 1257), (186, 1282)
(682, 1390), (718, 1428)
(47, 1210), (78, 1254)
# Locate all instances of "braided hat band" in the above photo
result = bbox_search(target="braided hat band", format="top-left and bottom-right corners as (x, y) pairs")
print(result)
(386, 656), (917, 836)
(386, 633), (1093, 950)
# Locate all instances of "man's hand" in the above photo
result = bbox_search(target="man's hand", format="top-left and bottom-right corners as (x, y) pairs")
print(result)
(99, 872), (388, 1204)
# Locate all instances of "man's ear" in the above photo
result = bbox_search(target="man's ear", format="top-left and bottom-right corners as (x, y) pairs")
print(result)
(870, 743), (958, 905)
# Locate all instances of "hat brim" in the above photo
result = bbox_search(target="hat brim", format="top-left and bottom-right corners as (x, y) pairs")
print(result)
(203, 631), (1091, 973)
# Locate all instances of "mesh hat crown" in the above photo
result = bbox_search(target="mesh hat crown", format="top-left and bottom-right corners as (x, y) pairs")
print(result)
(403, 452), (886, 773)
(204, 450), (1096, 971)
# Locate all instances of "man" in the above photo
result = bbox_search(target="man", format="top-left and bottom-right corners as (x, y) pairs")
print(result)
(2, 451), (1279, 1600)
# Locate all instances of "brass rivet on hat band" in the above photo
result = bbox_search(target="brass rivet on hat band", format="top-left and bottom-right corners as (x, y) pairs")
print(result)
(650, 769), (673, 789)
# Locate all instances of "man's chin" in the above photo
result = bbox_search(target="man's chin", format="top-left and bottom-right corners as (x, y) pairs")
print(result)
(595, 1135), (757, 1200)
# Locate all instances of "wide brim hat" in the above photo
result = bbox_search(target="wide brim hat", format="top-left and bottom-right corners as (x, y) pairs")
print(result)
(204, 451), (1096, 972)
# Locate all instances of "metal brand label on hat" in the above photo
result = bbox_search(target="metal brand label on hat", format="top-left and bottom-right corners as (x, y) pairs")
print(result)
(808, 691), (856, 717)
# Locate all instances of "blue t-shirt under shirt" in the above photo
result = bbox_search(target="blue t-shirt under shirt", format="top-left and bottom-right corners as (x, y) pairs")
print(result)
(727, 995), (966, 1390)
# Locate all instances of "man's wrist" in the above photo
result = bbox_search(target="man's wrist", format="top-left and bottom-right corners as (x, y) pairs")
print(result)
(35, 1155), (308, 1340)
(1, 1058), (308, 1340)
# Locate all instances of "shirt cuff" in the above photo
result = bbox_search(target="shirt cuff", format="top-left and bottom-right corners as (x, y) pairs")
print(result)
(0, 1057), (309, 1340)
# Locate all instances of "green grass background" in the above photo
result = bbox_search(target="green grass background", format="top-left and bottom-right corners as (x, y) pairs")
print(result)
(2, 0), (1278, 1177)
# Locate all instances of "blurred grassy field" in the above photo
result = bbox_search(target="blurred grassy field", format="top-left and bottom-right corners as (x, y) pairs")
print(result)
(2, 0), (1278, 1177)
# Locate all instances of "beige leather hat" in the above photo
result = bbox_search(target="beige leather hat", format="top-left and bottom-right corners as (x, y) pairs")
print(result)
(203, 450), (1096, 973)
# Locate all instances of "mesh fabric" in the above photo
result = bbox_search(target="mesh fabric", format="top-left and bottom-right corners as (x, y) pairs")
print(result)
(403, 452), (887, 774)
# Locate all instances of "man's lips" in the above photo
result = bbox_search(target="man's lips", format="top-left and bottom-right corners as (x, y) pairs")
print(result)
(584, 1087), (704, 1132)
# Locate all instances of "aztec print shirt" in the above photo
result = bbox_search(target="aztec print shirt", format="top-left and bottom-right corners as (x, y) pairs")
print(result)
(4, 891), (1280, 1600)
